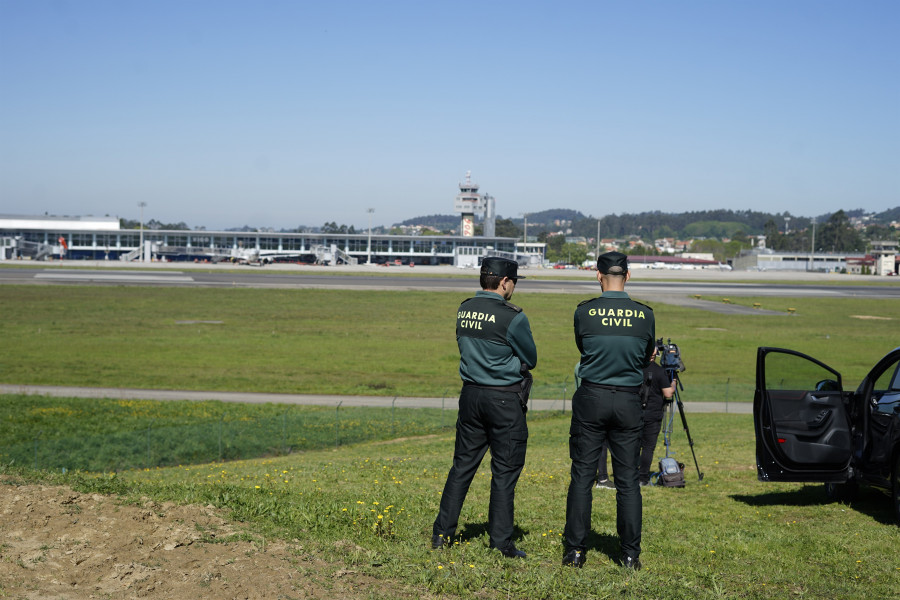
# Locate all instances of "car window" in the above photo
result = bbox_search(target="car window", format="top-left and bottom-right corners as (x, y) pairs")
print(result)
(872, 358), (900, 393)
(764, 352), (839, 391)
(871, 358), (900, 414)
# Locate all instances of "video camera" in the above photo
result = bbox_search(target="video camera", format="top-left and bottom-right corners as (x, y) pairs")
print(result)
(656, 338), (685, 373)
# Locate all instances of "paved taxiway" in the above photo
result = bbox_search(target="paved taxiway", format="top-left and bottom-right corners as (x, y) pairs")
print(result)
(0, 383), (752, 414)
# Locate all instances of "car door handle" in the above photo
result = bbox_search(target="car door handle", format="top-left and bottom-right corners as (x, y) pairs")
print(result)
(809, 396), (835, 405)
(806, 409), (831, 429)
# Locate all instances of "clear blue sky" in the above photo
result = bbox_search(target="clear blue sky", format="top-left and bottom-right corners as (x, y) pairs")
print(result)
(2, 1), (898, 230)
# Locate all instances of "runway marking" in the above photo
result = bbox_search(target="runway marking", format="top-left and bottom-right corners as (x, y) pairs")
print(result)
(35, 270), (194, 283)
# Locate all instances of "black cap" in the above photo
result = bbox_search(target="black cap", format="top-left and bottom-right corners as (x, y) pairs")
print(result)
(597, 251), (628, 275)
(481, 257), (525, 279)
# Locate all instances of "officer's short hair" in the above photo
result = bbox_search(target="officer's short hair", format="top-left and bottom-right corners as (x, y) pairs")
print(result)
(480, 273), (504, 290)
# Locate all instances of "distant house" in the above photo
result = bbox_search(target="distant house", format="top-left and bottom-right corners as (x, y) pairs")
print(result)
(564, 236), (588, 245)
(845, 255), (876, 275)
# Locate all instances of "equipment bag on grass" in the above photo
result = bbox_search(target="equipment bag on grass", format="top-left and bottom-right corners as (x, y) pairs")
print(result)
(658, 457), (686, 487)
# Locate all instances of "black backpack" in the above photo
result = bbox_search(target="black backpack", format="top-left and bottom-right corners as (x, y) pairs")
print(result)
(658, 457), (686, 488)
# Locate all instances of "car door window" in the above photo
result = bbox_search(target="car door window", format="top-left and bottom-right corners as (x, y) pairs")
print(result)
(765, 352), (840, 392)
(872, 358), (900, 414)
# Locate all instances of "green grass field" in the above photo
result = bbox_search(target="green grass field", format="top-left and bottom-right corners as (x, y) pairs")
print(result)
(0, 285), (897, 400)
(5, 411), (897, 600)
(0, 393), (472, 471)
(1, 282), (898, 599)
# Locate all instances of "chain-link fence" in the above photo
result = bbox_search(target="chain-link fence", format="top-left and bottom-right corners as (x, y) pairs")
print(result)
(2, 378), (752, 473)
(1, 405), (461, 473)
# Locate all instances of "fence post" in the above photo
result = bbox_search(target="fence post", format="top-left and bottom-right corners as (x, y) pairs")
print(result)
(391, 397), (396, 437)
(147, 424), (152, 469)
(335, 401), (343, 448)
(33, 430), (43, 470)
(219, 413), (226, 461)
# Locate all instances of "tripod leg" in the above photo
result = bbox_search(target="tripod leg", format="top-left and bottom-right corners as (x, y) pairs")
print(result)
(675, 396), (704, 481)
(662, 401), (674, 458)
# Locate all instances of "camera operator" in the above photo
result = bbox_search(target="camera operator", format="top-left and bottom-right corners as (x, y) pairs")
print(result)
(639, 344), (675, 486)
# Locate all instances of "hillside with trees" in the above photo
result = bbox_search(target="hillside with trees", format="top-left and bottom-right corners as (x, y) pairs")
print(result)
(401, 207), (897, 264)
(403, 208), (896, 243)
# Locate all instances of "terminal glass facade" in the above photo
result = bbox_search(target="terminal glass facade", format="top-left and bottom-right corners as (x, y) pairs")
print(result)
(1, 221), (519, 266)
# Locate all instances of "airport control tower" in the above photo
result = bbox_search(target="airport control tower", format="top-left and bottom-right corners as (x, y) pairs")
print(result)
(453, 171), (495, 237)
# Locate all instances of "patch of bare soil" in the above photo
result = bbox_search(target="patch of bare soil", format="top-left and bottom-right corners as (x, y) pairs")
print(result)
(0, 482), (416, 600)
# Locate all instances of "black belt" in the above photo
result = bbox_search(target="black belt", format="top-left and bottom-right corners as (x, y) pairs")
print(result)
(582, 380), (641, 393)
(463, 380), (524, 393)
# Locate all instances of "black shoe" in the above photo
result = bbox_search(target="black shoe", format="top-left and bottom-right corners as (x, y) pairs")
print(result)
(562, 548), (586, 568)
(494, 545), (526, 559)
(431, 534), (450, 549)
(594, 478), (615, 490)
(620, 555), (642, 570)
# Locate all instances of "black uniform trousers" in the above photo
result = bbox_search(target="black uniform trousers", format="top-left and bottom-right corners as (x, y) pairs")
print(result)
(639, 417), (663, 483)
(596, 416), (664, 483)
(433, 384), (528, 551)
(564, 383), (643, 559)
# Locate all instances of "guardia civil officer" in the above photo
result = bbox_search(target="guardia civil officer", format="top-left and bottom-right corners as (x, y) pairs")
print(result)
(562, 252), (655, 570)
(432, 257), (537, 559)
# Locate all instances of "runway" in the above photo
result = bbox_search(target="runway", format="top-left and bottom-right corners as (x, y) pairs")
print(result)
(2, 261), (898, 316)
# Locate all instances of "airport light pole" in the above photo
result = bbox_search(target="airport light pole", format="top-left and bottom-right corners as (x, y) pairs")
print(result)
(518, 213), (529, 259)
(366, 208), (374, 265)
(808, 218), (816, 271)
(138, 202), (147, 262)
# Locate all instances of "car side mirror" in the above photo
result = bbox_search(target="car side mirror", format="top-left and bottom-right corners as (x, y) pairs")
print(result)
(815, 379), (840, 392)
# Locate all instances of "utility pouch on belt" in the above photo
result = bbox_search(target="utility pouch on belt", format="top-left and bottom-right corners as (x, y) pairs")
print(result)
(519, 370), (533, 413)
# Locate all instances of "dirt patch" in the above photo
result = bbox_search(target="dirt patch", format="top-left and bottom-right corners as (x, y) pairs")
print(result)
(0, 482), (423, 600)
(850, 315), (893, 320)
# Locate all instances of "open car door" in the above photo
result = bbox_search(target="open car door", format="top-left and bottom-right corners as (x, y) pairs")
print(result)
(754, 347), (852, 483)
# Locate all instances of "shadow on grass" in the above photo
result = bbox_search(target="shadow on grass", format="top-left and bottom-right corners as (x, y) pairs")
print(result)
(585, 530), (620, 562)
(730, 484), (897, 526)
(457, 522), (530, 547)
(457, 522), (620, 562)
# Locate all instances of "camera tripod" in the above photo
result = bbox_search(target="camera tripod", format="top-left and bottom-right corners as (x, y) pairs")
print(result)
(662, 369), (704, 481)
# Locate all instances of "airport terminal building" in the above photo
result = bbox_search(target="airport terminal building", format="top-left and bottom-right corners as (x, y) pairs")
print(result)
(732, 242), (898, 276)
(0, 214), (528, 267)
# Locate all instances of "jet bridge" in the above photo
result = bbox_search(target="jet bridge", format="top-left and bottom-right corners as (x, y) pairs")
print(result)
(2, 237), (54, 261)
(312, 244), (358, 265)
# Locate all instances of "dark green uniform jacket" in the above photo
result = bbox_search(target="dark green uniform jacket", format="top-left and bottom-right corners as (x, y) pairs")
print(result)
(574, 291), (655, 387)
(457, 290), (538, 386)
